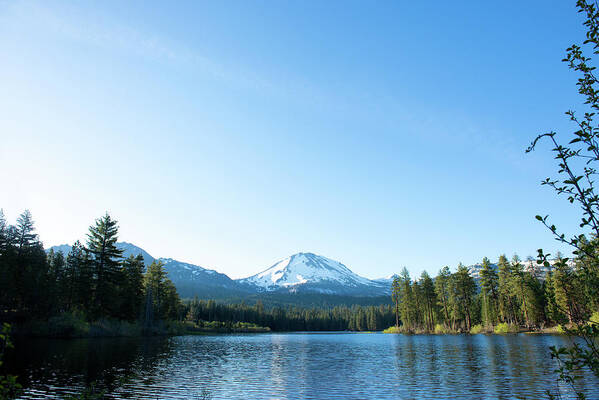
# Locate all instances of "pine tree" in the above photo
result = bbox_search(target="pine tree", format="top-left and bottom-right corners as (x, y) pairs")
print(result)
(119, 255), (145, 321)
(497, 254), (516, 324)
(143, 260), (181, 322)
(391, 276), (401, 328)
(47, 250), (66, 313)
(12, 210), (47, 314)
(420, 271), (436, 332)
(63, 242), (84, 312)
(86, 213), (123, 319)
(479, 257), (499, 328)
(450, 263), (476, 332)
(435, 266), (452, 329)
(398, 268), (413, 331)
(15, 210), (37, 253)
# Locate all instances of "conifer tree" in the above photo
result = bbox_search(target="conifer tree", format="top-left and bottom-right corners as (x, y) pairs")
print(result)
(450, 263), (476, 332)
(391, 276), (401, 328)
(479, 257), (499, 327)
(13, 210), (47, 314)
(143, 260), (181, 322)
(398, 268), (413, 331)
(86, 213), (123, 319)
(120, 255), (145, 321)
(47, 250), (66, 312)
(15, 210), (37, 253)
(435, 266), (452, 329)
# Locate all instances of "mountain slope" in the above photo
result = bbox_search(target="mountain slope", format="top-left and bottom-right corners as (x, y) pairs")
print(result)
(48, 242), (155, 266)
(47, 245), (391, 299)
(47, 242), (250, 299)
(238, 252), (389, 296)
(158, 258), (251, 298)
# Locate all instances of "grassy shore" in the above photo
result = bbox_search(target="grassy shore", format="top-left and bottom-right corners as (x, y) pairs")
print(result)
(383, 322), (569, 335)
(183, 320), (270, 334)
(11, 312), (270, 338)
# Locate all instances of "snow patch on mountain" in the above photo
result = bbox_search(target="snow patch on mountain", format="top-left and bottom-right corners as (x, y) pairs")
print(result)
(239, 252), (384, 294)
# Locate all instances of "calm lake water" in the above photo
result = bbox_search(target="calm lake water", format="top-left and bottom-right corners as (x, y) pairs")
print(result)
(5, 333), (598, 399)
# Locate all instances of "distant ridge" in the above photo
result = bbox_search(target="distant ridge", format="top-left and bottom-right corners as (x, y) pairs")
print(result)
(47, 244), (391, 299)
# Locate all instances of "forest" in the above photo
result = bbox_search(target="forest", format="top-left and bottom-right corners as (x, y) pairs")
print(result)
(0, 210), (182, 335)
(1, 208), (597, 337)
(388, 253), (599, 334)
(0, 208), (395, 334)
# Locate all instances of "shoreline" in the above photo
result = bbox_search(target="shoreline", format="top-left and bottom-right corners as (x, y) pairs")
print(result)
(382, 323), (567, 335)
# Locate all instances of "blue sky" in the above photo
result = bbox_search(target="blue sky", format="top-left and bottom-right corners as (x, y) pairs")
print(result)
(0, 0), (589, 279)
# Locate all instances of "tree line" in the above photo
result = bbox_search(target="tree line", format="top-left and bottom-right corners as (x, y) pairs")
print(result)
(0, 208), (395, 333)
(183, 298), (395, 331)
(0, 209), (181, 328)
(3, 208), (596, 336)
(391, 252), (599, 333)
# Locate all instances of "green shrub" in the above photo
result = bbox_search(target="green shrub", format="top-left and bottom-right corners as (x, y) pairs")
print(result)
(493, 323), (518, 334)
(383, 326), (401, 334)
(469, 324), (483, 334)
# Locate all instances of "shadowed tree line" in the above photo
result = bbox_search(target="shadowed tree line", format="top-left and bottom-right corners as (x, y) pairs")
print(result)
(183, 298), (395, 331)
(0, 208), (396, 334)
(0, 210), (182, 332)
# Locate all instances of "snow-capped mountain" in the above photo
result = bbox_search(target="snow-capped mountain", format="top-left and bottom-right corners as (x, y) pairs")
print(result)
(47, 244), (392, 299)
(238, 252), (389, 296)
(373, 274), (399, 284)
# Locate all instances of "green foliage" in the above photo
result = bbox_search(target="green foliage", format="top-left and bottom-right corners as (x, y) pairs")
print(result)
(391, 275), (401, 328)
(479, 257), (499, 328)
(184, 297), (394, 332)
(493, 323), (519, 334)
(526, 1), (599, 397)
(434, 324), (452, 334)
(186, 320), (270, 333)
(143, 260), (182, 326)
(0, 323), (21, 400)
(0, 211), (183, 342)
(469, 324), (483, 334)
(119, 255), (145, 321)
(86, 213), (124, 319)
(382, 326), (401, 334)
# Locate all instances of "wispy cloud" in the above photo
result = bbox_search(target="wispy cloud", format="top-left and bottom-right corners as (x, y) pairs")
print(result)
(0, 1), (282, 92)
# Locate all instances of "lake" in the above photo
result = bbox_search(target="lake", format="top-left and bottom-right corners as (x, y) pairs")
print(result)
(5, 333), (598, 399)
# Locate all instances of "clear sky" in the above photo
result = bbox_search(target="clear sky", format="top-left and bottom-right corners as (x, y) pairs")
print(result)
(0, 0), (590, 279)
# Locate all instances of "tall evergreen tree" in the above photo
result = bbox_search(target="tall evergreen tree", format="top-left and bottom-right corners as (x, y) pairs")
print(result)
(450, 263), (476, 332)
(15, 210), (37, 253)
(435, 266), (452, 329)
(12, 210), (47, 314)
(86, 213), (123, 319)
(62, 242), (82, 312)
(398, 268), (413, 331)
(391, 276), (401, 328)
(144, 260), (181, 322)
(420, 271), (436, 332)
(479, 257), (499, 327)
(119, 255), (146, 321)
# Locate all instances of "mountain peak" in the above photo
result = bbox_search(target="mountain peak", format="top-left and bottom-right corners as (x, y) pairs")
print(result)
(238, 252), (386, 295)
